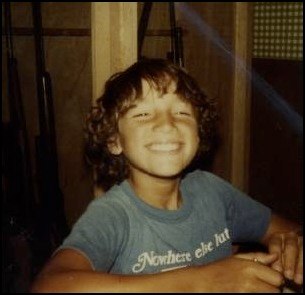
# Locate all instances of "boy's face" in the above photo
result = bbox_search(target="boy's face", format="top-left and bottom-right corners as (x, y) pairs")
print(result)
(109, 79), (200, 180)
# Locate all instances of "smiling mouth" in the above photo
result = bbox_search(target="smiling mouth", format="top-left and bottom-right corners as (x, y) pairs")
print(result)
(146, 142), (182, 152)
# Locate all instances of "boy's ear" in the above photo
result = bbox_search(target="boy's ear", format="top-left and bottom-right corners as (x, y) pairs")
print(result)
(107, 136), (123, 155)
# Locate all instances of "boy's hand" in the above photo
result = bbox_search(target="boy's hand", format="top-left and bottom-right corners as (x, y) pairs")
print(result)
(193, 252), (284, 292)
(267, 231), (303, 285)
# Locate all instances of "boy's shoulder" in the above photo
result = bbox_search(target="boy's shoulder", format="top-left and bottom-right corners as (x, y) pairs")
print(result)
(182, 169), (224, 186)
(181, 169), (234, 197)
(86, 183), (131, 217)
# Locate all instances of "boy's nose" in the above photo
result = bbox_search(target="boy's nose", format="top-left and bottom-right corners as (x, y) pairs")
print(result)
(153, 112), (176, 133)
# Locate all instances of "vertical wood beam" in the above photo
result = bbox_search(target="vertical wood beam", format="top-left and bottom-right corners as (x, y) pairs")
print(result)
(231, 3), (253, 192)
(91, 2), (137, 102)
(91, 2), (137, 197)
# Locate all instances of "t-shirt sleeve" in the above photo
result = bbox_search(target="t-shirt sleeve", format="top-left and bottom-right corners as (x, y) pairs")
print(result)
(54, 197), (129, 272)
(189, 171), (272, 243)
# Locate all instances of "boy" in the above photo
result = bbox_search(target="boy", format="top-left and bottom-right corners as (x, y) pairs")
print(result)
(31, 58), (302, 292)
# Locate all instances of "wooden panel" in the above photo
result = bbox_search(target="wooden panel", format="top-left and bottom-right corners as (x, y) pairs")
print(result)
(91, 2), (137, 197)
(2, 27), (91, 36)
(91, 2), (137, 101)
(231, 3), (253, 191)
(139, 2), (253, 190)
(177, 3), (235, 182)
(138, 2), (171, 59)
(249, 59), (303, 223)
(45, 35), (93, 226)
(42, 2), (91, 29)
(42, 3), (93, 227)
(2, 3), (94, 228)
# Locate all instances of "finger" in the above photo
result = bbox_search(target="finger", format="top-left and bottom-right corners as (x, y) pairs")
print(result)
(235, 252), (278, 265)
(254, 264), (284, 288)
(282, 232), (298, 280)
(234, 252), (284, 287)
(294, 236), (303, 285)
(257, 253), (279, 265)
(250, 279), (282, 293)
(268, 234), (284, 272)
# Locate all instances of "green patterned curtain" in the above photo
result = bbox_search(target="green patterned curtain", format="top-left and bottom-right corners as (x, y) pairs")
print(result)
(253, 2), (303, 60)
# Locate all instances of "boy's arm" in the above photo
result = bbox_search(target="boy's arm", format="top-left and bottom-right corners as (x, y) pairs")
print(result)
(260, 213), (303, 285)
(30, 248), (284, 292)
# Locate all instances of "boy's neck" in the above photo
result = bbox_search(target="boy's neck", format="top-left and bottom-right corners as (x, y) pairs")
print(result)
(127, 171), (182, 211)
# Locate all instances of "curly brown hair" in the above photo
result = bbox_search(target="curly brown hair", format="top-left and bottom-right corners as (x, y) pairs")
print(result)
(85, 58), (218, 190)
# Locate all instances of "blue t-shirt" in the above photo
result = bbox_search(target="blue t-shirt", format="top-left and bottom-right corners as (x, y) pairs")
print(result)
(57, 170), (271, 274)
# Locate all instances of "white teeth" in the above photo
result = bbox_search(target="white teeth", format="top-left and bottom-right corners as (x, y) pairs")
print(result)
(149, 143), (180, 151)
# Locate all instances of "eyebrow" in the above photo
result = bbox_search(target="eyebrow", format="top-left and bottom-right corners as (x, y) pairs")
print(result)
(120, 103), (138, 116)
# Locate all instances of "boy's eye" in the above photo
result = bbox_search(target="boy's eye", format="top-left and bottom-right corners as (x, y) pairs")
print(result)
(133, 112), (151, 118)
(175, 111), (191, 116)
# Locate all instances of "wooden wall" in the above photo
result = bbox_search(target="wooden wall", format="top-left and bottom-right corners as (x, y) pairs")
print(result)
(177, 3), (235, 182)
(91, 2), (137, 197)
(91, 3), (137, 101)
(2, 2), (93, 228)
(138, 2), (171, 59)
(249, 2), (303, 223)
(4, 4), (301, 291)
(140, 3), (252, 189)
(6, 2), (294, 228)
(249, 59), (303, 223)
(2, 2), (138, 227)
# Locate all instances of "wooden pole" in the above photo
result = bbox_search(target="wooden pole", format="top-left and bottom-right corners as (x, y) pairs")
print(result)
(91, 2), (137, 197)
